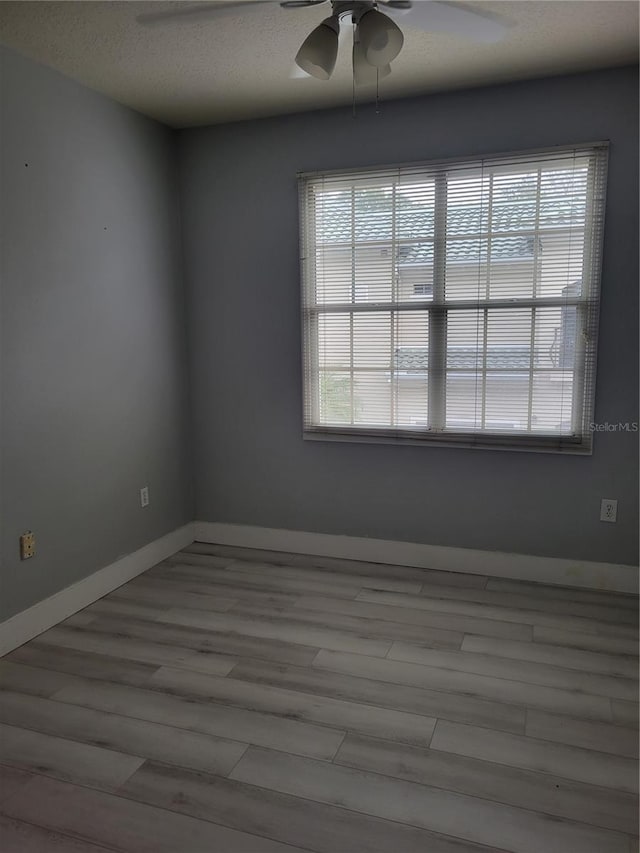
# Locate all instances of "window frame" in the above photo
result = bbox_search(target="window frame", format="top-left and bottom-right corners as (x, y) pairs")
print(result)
(299, 143), (608, 454)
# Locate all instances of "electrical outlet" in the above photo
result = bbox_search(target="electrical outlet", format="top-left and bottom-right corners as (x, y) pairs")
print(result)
(20, 530), (35, 560)
(140, 486), (150, 508)
(600, 498), (617, 523)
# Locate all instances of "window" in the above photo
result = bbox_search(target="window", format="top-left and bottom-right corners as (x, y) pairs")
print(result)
(299, 144), (608, 452)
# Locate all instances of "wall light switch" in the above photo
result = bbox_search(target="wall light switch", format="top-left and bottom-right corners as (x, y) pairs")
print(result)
(140, 486), (150, 508)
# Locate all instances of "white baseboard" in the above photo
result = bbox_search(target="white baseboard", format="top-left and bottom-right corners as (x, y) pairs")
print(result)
(2, 519), (634, 658)
(0, 523), (195, 657)
(194, 521), (638, 595)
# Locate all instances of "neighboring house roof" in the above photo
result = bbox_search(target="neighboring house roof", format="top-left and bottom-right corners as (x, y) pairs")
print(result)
(396, 237), (536, 265)
(317, 198), (586, 265)
(396, 345), (540, 372)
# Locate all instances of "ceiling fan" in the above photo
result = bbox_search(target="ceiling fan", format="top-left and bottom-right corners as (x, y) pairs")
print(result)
(137, 1), (508, 84)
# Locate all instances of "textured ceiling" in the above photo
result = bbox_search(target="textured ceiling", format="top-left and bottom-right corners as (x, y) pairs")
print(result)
(0, 0), (638, 127)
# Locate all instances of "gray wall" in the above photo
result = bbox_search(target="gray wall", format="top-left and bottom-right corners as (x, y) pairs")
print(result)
(179, 66), (639, 567)
(0, 47), (193, 620)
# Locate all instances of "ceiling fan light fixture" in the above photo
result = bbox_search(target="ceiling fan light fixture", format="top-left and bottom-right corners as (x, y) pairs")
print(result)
(353, 39), (391, 86)
(295, 15), (340, 80)
(357, 8), (404, 67)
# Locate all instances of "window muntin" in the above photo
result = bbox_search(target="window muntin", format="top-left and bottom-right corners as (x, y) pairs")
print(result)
(300, 145), (608, 452)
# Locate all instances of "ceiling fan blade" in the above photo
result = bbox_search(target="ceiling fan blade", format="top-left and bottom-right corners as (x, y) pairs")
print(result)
(136, 1), (274, 27)
(280, 1), (327, 7)
(381, 1), (508, 44)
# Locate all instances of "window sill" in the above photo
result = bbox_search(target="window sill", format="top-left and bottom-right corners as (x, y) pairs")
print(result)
(303, 427), (593, 455)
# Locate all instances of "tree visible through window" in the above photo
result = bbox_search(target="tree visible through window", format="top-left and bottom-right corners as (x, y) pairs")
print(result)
(299, 145), (608, 452)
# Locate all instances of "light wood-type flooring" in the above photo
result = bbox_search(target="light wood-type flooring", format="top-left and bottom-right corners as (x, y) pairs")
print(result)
(0, 543), (638, 852)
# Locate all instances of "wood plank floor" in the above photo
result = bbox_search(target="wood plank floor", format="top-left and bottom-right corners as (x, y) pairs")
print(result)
(0, 544), (638, 853)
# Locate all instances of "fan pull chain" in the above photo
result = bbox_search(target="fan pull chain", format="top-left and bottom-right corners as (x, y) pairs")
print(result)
(352, 64), (356, 118)
(352, 23), (357, 118)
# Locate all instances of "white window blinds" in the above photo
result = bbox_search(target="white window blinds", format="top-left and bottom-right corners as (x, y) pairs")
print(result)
(299, 143), (608, 452)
